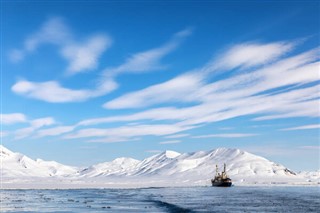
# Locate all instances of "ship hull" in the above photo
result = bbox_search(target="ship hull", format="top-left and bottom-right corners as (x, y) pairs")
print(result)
(211, 181), (232, 187)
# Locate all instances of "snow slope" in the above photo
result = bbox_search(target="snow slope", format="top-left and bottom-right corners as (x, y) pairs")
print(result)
(79, 157), (140, 177)
(1, 145), (319, 188)
(1, 145), (77, 178)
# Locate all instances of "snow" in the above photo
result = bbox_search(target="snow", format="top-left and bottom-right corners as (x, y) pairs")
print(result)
(79, 157), (140, 177)
(1, 145), (319, 189)
(163, 150), (181, 158)
(0, 145), (77, 178)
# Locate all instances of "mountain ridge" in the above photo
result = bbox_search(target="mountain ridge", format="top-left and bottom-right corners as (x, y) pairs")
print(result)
(1, 145), (318, 187)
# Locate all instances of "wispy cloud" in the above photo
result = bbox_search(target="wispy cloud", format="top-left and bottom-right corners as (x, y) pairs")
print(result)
(36, 125), (76, 138)
(103, 27), (192, 77)
(215, 41), (294, 70)
(280, 124), (320, 131)
(10, 19), (191, 103)
(9, 17), (111, 75)
(104, 72), (204, 109)
(14, 117), (55, 139)
(8, 38), (319, 145)
(164, 134), (189, 139)
(192, 133), (257, 138)
(87, 137), (140, 143)
(9, 17), (69, 62)
(12, 79), (117, 103)
(24, 17), (72, 51)
(103, 42), (319, 127)
(1, 113), (27, 125)
(62, 34), (112, 75)
(159, 140), (181, 144)
(64, 124), (193, 143)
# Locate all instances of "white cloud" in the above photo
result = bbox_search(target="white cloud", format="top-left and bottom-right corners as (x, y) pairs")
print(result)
(14, 117), (55, 139)
(102, 43), (319, 129)
(10, 17), (111, 75)
(164, 134), (189, 139)
(104, 43), (318, 111)
(14, 127), (36, 140)
(192, 133), (257, 138)
(216, 42), (293, 70)
(12, 79), (118, 103)
(36, 125), (77, 138)
(7, 38), (319, 144)
(159, 140), (181, 144)
(64, 124), (194, 142)
(87, 137), (140, 143)
(103, 28), (193, 77)
(11, 23), (190, 103)
(25, 17), (72, 51)
(78, 107), (194, 126)
(30, 117), (55, 128)
(280, 124), (320, 131)
(104, 72), (204, 109)
(62, 34), (112, 74)
(1, 113), (27, 125)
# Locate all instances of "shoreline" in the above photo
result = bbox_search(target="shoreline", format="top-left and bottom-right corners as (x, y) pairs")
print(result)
(2, 181), (319, 190)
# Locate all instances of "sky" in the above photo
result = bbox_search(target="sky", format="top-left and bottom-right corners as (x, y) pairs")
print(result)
(1, 1), (319, 171)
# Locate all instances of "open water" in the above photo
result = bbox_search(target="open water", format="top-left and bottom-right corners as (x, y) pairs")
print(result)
(1, 186), (319, 212)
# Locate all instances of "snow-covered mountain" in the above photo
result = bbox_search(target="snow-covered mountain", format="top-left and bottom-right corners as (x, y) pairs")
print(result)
(79, 157), (140, 177)
(1, 145), (318, 188)
(0, 145), (77, 178)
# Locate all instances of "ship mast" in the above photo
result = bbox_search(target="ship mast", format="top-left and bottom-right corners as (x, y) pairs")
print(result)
(223, 163), (227, 178)
(215, 164), (218, 177)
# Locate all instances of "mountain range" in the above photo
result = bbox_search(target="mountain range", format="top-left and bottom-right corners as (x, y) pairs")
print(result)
(1, 145), (319, 188)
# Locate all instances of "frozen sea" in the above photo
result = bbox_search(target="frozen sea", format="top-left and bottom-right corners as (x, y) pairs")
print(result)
(1, 186), (319, 212)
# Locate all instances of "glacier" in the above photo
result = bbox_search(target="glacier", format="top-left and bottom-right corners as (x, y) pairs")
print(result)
(1, 145), (319, 189)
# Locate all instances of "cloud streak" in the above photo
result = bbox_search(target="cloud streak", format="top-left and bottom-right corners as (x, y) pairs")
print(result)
(103, 28), (193, 77)
(7, 37), (319, 146)
(10, 19), (191, 103)
(12, 79), (117, 103)
(64, 124), (193, 140)
(192, 133), (258, 138)
(102, 43), (319, 128)
(9, 17), (112, 75)
(1, 113), (27, 125)
(14, 117), (55, 139)
(215, 41), (294, 70)
(280, 124), (320, 131)
(104, 72), (204, 109)
(159, 140), (181, 144)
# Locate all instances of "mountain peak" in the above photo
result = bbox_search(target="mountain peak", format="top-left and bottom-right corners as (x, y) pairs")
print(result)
(111, 157), (140, 164)
(162, 150), (181, 158)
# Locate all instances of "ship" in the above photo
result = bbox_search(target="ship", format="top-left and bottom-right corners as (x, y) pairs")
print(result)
(211, 163), (232, 187)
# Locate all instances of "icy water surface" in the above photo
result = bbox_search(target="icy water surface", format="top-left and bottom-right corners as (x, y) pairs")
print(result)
(1, 186), (319, 212)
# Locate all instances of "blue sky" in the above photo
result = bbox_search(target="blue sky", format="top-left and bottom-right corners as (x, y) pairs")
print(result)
(1, 1), (319, 171)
